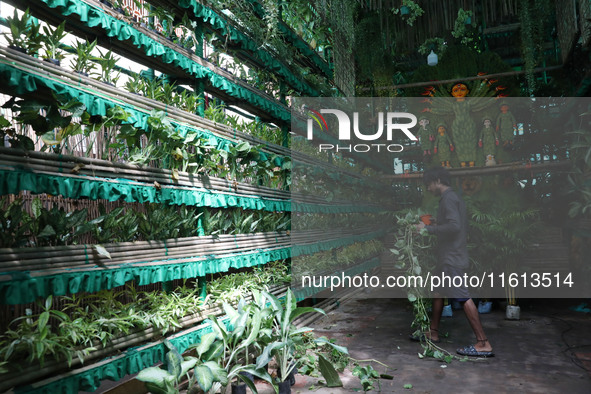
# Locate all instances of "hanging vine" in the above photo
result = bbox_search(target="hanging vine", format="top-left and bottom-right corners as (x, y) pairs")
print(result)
(518, 0), (551, 95)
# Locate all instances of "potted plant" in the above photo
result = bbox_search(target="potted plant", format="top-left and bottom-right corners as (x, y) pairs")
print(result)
(392, 1), (424, 26)
(41, 21), (67, 66)
(208, 292), (275, 394)
(3, 8), (42, 55)
(452, 8), (475, 45)
(255, 289), (326, 394)
(149, 6), (176, 39)
(70, 39), (98, 77)
(95, 49), (120, 86)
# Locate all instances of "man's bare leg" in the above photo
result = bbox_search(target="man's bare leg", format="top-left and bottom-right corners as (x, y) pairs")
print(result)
(428, 297), (443, 341)
(462, 299), (492, 352)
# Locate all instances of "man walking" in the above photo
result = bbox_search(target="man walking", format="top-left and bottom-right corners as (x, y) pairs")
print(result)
(414, 167), (494, 357)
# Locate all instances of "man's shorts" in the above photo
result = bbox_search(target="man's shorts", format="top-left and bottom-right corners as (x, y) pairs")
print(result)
(432, 264), (471, 301)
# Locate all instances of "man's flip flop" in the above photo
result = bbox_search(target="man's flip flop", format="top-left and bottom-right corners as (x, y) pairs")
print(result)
(456, 345), (494, 357)
(409, 333), (441, 343)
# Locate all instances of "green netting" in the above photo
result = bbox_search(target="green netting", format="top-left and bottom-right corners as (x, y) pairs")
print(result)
(39, 0), (314, 102)
(0, 61), (290, 167)
(291, 201), (385, 213)
(0, 228), (386, 304)
(175, 0), (318, 96)
(0, 247), (290, 304)
(0, 167), (386, 213)
(14, 323), (217, 394)
(0, 61), (231, 150)
(276, 23), (333, 78)
(0, 168), (290, 212)
(12, 254), (379, 393)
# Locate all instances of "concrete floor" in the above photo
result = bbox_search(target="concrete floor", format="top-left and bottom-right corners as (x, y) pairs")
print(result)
(257, 297), (591, 393)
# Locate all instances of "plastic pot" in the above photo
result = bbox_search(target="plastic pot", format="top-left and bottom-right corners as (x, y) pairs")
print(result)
(277, 379), (291, 394)
(278, 366), (297, 386)
(506, 305), (520, 320)
(478, 301), (492, 314)
(8, 45), (27, 54)
(441, 304), (453, 317)
(239, 371), (254, 383)
(231, 383), (247, 394)
(43, 58), (61, 67)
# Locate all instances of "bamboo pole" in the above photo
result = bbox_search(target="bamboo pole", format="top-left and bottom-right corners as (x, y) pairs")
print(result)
(1, 147), (384, 202)
(0, 158), (290, 200)
(0, 48), (279, 152)
(359, 65), (564, 92)
(383, 160), (571, 180)
(0, 226), (374, 261)
(0, 226), (385, 272)
(0, 149), (290, 199)
(0, 231), (288, 257)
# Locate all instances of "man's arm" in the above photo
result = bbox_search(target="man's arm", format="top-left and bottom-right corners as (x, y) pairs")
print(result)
(426, 197), (461, 235)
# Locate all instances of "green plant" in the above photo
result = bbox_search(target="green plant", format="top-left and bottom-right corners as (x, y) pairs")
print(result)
(352, 364), (380, 392)
(137, 204), (181, 240)
(150, 6), (176, 37)
(79, 105), (137, 160)
(418, 37), (446, 56)
(28, 198), (90, 246)
(0, 295), (93, 367)
(70, 39), (98, 75)
(136, 339), (199, 394)
(0, 196), (32, 248)
(95, 49), (120, 85)
(392, 0), (424, 26)
(451, 9), (476, 47)
(5, 93), (85, 142)
(41, 21), (67, 63)
(255, 289), (329, 384)
(0, 114), (34, 151)
(294, 332), (349, 384)
(467, 200), (540, 305)
(3, 8), (43, 55)
(208, 294), (275, 393)
(567, 127), (591, 218)
(390, 210), (456, 362)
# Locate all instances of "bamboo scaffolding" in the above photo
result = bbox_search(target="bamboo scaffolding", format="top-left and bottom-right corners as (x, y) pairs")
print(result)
(0, 47), (384, 184)
(1, 0), (291, 124)
(360, 65), (563, 92)
(0, 47), (283, 151)
(0, 284), (288, 393)
(0, 226), (385, 276)
(0, 225), (375, 259)
(0, 148), (388, 207)
(0, 155), (290, 200)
